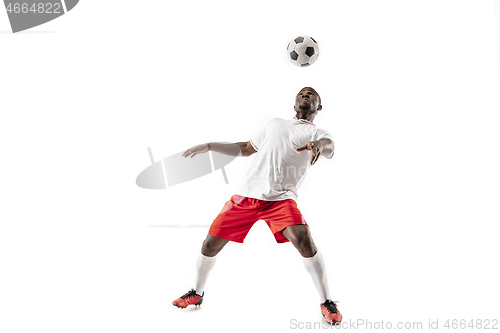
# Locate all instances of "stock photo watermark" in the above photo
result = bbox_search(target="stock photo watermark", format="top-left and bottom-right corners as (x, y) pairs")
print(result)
(3, 0), (79, 33)
(290, 318), (499, 330)
(136, 145), (237, 190)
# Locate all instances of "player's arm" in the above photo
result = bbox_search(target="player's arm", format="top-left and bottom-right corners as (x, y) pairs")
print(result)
(317, 138), (334, 158)
(296, 138), (334, 165)
(235, 141), (257, 157)
(182, 141), (256, 158)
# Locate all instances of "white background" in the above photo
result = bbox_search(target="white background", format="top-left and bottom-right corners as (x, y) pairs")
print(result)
(1, 0), (499, 332)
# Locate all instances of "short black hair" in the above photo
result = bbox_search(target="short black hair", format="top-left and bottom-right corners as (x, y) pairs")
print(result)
(300, 87), (321, 105)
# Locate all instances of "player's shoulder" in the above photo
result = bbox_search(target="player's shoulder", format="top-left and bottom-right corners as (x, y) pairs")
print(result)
(269, 117), (285, 122)
(314, 126), (334, 140)
(315, 125), (331, 132)
(264, 117), (288, 126)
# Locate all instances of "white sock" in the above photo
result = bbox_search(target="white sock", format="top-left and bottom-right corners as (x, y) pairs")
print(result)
(194, 253), (217, 295)
(302, 251), (331, 303)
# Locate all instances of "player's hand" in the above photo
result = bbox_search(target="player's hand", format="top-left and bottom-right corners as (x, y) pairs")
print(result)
(296, 140), (323, 165)
(182, 143), (210, 158)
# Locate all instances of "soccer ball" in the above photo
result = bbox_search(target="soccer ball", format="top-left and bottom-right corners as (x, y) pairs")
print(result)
(287, 36), (319, 67)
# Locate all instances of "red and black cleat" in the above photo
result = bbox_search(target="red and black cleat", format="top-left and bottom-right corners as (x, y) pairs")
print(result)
(172, 289), (204, 309)
(321, 299), (342, 324)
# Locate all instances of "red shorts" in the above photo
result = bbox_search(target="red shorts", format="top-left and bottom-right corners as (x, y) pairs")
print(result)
(208, 195), (308, 243)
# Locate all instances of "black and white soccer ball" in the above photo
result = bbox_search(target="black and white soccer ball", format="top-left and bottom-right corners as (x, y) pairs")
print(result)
(287, 36), (319, 67)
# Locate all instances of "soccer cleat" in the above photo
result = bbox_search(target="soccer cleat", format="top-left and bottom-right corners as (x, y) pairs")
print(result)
(320, 299), (342, 324)
(172, 289), (204, 308)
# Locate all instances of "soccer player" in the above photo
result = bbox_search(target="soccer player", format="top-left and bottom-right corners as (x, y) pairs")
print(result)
(172, 87), (342, 324)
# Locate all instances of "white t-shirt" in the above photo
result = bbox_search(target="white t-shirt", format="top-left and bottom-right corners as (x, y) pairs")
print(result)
(234, 117), (334, 202)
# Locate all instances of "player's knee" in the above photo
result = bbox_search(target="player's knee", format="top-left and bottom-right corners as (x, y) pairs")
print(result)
(201, 238), (220, 257)
(296, 236), (317, 258)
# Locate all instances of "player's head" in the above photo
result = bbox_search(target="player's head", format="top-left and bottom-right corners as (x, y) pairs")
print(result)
(294, 87), (322, 114)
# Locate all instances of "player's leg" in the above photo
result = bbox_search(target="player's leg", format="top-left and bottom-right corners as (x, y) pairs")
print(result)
(281, 225), (330, 301)
(281, 224), (317, 257)
(281, 225), (342, 324)
(195, 234), (228, 294)
(173, 195), (256, 309)
(201, 234), (229, 257)
(172, 235), (228, 309)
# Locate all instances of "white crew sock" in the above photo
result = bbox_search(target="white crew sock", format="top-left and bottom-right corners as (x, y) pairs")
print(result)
(194, 253), (217, 295)
(302, 251), (331, 303)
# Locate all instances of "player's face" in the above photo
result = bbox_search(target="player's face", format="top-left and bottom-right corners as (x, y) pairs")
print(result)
(295, 89), (321, 111)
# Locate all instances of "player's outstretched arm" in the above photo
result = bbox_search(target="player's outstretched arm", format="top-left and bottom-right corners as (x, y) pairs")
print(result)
(182, 141), (256, 158)
(234, 141), (257, 157)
